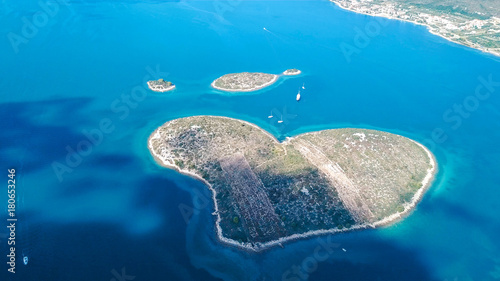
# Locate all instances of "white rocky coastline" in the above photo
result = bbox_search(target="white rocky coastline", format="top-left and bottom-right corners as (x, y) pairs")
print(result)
(282, 69), (302, 76)
(211, 69), (302, 92)
(330, 0), (500, 57)
(147, 79), (176, 93)
(148, 117), (437, 252)
(211, 73), (279, 92)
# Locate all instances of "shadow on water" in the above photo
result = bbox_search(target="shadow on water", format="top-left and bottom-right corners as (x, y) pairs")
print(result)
(0, 98), (95, 173)
(0, 98), (487, 281)
(9, 222), (222, 281)
(175, 175), (439, 281)
(186, 212), (440, 281)
(9, 175), (223, 281)
(416, 195), (500, 280)
(307, 254), (437, 281)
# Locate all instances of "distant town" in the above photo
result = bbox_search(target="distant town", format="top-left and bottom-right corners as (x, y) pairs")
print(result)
(332, 0), (500, 56)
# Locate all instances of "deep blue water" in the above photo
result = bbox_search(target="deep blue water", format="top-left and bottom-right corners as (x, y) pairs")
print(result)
(1, 1), (500, 280)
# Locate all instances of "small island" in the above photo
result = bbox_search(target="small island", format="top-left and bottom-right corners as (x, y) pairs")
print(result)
(148, 116), (436, 250)
(211, 72), (278, 92)
(147, 79), (176, 92)
(283, 69), (302, 76)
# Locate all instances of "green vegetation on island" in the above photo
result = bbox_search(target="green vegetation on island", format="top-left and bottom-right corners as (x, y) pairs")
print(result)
(147, 78), (176, 92)
(332, 0), (500, 56)
(283, 69), (302, 76)
(211, 72), (278, 92)
(148, 116), (436, 248)
(211, 69), (303, 92)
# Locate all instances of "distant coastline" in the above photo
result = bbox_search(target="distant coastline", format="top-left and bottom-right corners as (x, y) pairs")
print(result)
(148, 116), (437, 252)
(330, 0), (500, 58)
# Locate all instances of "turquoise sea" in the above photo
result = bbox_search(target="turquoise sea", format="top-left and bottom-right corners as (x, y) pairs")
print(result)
(1, 1), (500, 280)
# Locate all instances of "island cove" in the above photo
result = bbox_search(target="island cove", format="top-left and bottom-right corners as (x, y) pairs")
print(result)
(148, 116), (436, 251)
(211, 69), (301, 92)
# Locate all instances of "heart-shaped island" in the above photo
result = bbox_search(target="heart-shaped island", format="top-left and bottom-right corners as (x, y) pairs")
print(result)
(148, 116), (436, 250)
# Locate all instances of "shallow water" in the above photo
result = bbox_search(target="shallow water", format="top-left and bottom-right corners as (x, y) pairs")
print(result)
(1, 1), (500, 280)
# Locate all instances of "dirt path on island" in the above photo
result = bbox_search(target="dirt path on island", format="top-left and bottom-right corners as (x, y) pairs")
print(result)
(292, 139), (374, 223)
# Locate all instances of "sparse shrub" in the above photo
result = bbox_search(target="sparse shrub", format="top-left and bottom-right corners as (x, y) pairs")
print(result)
(174, 159), (185, 169)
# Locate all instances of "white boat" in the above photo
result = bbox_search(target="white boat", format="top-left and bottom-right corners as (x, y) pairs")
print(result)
(302, 83), (305, 89)
(278, 115), (284, 123)
(23, 255), (28, 265)
(268, 111), (273, 118)
(342, 248), (347, 252)
(296, 90), (301, 101)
